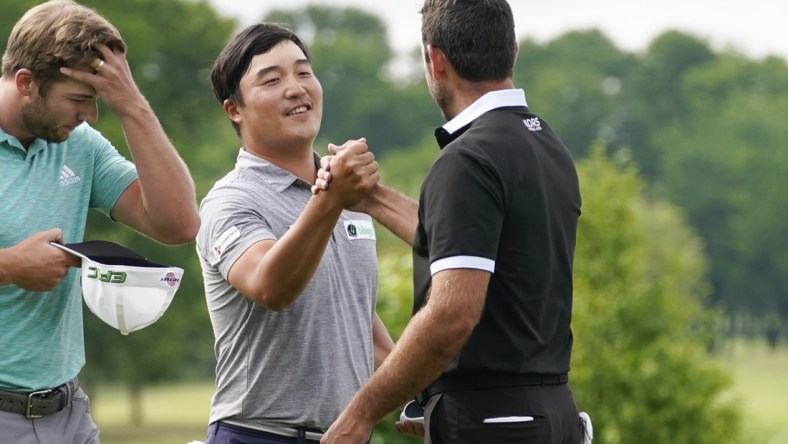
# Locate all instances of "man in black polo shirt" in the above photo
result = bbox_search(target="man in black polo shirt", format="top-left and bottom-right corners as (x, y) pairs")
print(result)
(320, 0), (583, 443)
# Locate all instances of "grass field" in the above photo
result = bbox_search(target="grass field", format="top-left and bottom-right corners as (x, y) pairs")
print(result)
(91, 339), (788, 444)
(91, 382), (211, 444)
(715, 339), (788, 444)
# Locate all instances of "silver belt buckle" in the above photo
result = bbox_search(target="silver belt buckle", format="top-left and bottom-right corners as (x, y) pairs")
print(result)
(26, 389), (52, 419)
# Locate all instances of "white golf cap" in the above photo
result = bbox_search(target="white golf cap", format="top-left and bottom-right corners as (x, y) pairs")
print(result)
(52, 240), (183, 335)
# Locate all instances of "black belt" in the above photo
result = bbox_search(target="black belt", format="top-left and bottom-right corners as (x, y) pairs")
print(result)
(0, 379), (79, 419)
(418, 373), (568, 405)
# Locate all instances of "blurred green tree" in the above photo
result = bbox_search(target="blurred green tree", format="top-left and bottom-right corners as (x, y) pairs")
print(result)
(657, 53), (788, 325)
(571, 145), (743, 443)
(620, 31), (716, 179)
(515, 30), (638, 159)
(2, 0), (786, 438)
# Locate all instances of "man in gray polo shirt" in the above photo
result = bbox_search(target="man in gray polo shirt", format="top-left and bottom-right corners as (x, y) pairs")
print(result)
(196, 23), (397, 443)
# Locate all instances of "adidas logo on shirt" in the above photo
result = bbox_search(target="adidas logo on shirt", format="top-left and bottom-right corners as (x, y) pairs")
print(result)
(59, 164), (81, 187)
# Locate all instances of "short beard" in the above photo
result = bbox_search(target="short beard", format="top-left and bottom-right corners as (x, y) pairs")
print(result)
(20, 94), (67, 143)
(428, 79), (451, 121)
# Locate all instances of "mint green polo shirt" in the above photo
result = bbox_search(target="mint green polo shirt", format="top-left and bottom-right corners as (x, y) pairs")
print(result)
(0, 123), (137, 391)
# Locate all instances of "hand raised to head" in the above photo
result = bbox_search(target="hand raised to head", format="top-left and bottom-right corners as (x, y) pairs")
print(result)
(59, 43), (145, 119)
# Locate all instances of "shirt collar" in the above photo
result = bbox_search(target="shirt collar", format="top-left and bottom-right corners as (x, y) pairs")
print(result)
(0, 126), (48, 156)
(0, 126), (23, 149)
(442, 88), (528, 135)
(236, 148), (319, 193)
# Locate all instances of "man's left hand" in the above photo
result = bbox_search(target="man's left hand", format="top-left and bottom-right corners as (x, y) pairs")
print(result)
(320, 416), (374, 444)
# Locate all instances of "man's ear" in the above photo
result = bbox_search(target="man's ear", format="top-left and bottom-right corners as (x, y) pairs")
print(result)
(223, 99), (241, 123)
(426, 44), (448, 81)
(15, 69), (36, 97)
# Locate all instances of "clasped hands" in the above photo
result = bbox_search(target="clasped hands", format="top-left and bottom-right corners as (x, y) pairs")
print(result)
(311, 138), (379, 210)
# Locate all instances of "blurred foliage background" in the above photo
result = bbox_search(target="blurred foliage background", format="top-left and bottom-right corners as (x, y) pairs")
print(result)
(3, 0), (787, 443)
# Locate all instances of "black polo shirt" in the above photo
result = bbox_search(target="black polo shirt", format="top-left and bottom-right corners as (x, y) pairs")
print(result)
(412, 89), (581, 383)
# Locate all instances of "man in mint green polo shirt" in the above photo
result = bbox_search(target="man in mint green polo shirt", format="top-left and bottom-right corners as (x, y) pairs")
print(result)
(0, 1), (200, 442)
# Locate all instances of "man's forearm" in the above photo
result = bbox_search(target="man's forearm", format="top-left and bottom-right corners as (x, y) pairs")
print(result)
(372, 313), (395, 370)
(353, 308), (462, 419)
(325, 270), (489, 441)
(363, 185), (418, 245)
(121, 103), (199, 239)
(0, 248), (15, 286)
(243, 192), (345, 310)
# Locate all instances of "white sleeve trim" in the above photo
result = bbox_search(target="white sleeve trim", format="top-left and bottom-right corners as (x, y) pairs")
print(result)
(430, 255), (495, 275)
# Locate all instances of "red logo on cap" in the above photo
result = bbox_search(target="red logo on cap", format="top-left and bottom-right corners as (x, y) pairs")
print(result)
(161, 272), (179, 287)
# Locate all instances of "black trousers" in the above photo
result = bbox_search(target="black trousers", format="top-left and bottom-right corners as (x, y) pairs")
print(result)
(424, 384), (582, 444)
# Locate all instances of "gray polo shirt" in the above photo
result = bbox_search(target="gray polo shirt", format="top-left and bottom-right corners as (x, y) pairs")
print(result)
(196, 148), (378, 430)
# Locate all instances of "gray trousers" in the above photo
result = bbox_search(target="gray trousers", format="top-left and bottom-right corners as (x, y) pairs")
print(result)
(0, 386), (99, 444)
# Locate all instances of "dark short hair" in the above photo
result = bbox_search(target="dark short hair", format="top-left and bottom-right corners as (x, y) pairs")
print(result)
(420, 0), (516, 82)
(210, 22), (311, 106)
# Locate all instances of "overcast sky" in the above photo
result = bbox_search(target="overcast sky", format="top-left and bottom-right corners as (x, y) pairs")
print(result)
(205, 0), (788, 61)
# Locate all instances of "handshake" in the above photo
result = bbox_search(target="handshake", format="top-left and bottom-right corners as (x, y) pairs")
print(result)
(310, 137), (379, 211)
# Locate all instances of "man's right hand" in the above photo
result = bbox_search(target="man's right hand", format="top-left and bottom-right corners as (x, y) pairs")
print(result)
(316, 138), (379, 208)
(0, 229), (81, 291)
(311, 144), (339, 196)
(313, 140), (419, 245)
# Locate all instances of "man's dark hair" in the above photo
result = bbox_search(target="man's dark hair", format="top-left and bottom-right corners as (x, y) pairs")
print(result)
(210, 23), (311, 133)
(420, 0), (516, 82)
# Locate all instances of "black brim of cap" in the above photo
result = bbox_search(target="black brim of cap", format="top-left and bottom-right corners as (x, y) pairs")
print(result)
(59, 240), (167, 268)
